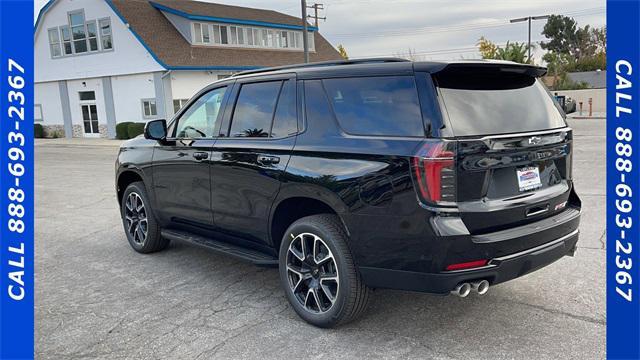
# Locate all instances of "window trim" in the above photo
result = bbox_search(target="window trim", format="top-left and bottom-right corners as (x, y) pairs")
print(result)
(34, 104), (44, 122)
(68, 9), (88, 54)
(141, 99), (158, 119)
(47, 27), (62, 58)
(98, 17), (114, 52)
(223, 75), (298, 140)
(85, 20), (99, 52)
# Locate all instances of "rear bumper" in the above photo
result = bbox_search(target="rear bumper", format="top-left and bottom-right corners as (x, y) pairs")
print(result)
(359, 228), (579, 295)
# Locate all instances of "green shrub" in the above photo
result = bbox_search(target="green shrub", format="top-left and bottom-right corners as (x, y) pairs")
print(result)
(34, 124), (44, 138)
(127, 122), (146, 139)
(116, 122), (132, 139)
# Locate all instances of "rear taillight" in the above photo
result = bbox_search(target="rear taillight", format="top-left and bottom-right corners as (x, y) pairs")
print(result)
(411, 141), (456, 205)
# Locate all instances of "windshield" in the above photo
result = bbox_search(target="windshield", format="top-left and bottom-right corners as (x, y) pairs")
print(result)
(435, 70), (566, 136)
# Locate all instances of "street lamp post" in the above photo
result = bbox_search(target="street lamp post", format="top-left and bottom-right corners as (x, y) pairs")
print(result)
(509, 15), (550, 62)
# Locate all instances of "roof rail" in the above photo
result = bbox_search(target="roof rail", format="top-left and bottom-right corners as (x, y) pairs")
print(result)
(232, 57), (410, 77)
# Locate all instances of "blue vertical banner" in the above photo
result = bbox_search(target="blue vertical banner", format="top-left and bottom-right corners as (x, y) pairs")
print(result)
(0, 0), (35, 359)
(607, 0), (640, 359)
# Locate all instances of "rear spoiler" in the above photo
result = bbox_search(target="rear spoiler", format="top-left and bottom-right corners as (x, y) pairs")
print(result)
(416, 62), (547, 78)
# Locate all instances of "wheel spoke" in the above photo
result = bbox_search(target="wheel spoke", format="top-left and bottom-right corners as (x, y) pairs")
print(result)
(320, 283), (336, 304)
(135, 224), (145, 243)
(288, 239), (305, 261)
(287, 265), (304, 292)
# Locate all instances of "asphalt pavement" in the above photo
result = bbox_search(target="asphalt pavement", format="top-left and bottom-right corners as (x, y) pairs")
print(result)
(35, 119), (606, 359)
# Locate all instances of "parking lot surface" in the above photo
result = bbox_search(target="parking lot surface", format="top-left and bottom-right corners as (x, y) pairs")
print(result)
(35, 119), (605, 359)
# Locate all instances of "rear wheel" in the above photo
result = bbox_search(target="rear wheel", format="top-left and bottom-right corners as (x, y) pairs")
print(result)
(120, 181), (168, 253)
(279, 214), (370, 328)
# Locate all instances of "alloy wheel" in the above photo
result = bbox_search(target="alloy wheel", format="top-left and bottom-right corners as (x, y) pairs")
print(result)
(124, 192), (148, 245)
(286, 232), (339, 314)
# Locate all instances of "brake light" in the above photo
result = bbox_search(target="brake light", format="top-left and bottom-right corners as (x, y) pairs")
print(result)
(411, 141), (456, 205)
(445, 259), (488, 271)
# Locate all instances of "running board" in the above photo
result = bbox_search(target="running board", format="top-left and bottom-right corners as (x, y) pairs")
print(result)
(161, 229), (278, 266)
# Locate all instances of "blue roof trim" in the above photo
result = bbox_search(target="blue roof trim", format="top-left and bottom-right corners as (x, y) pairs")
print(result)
(103, 0), (169, 69)
(34, 0), (56, 33)
(105, 1), (264, 71)
(149, 1), (318, 32)
(34, 0), (267, 71)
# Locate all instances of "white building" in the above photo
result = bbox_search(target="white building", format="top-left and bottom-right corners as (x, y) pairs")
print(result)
(35, 0), (341, 138)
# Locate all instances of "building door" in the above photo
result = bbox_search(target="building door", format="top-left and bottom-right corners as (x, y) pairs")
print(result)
(79, 91), (100, 137)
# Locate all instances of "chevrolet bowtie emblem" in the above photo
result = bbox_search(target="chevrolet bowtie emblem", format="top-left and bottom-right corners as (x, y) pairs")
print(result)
(528, 136), (542, 145)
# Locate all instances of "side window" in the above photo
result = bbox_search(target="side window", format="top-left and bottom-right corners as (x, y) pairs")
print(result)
(322, 76), (424, 137)
(175, 86), (227, 138)
(271, 80), (297, 137)
(229, 81), (282, 138)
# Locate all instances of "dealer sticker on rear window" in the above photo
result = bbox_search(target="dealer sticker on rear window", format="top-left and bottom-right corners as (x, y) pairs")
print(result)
(517, 166), (542, 192)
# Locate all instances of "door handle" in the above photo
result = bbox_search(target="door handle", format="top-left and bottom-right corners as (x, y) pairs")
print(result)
(257, 155), (280, 165)
(192, 151), (209, 160)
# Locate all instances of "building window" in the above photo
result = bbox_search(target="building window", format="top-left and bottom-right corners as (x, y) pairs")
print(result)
(34, 104), (44, 122)
(173, 99), (189, 113)
(194, 23), (202, 43)
(69, 10), (87, 54)
(86, 20), (98, 51)
(60, 26), (73, 55)
(79, 91), (96, 101)
(191, 22), (315, 51)
(99, 18), (113, 50)
(48, 11), (112, 58)
(202, 24), (210, 43)
(48, 28), (62, 57)
(142, 99), (158, 119)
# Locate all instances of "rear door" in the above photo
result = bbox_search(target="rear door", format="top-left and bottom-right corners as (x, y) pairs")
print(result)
(433, 65), (574, 234)
(210, 74), (298, 245)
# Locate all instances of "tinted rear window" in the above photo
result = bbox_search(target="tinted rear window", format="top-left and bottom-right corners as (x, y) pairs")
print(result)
(436, 70), (566, 136)
(323, 76), (424, 137)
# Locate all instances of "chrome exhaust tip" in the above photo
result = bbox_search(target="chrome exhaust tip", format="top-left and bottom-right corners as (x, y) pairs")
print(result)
(471, 280), (490, 295)
(451, 282), (471, 298)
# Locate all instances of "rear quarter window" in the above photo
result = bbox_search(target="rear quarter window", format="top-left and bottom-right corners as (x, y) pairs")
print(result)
(322, 76), (425, 137)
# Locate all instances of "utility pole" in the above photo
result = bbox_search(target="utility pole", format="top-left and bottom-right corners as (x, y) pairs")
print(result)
(301, 0), (309, 63)
(509, 15), (550, 62)
(307, 3), (326, 28)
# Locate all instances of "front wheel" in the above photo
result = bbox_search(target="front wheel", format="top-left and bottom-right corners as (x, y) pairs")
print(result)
(120, 181), (168, 253)
(279, 214), (370, 328)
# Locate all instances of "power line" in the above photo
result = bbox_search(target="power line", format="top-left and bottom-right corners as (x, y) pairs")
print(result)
(325, 6), (604, 38)
(350, 40), (547, 59)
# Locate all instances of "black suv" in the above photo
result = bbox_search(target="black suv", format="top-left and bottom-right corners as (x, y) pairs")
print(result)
(116, 58), (581, 328)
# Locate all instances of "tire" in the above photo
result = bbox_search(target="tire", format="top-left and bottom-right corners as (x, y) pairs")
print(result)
(279, 214), (370, 328)
(120, 181), (169, 253)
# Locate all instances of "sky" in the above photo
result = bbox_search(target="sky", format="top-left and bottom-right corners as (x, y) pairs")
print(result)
(34, 0), (606, 64)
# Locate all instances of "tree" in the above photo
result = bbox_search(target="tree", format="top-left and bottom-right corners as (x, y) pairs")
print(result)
(540, 15), (605, 66)
(476, 37), (531, 63)
(337, 44), (348, 60)
(477, 36), (498, 59)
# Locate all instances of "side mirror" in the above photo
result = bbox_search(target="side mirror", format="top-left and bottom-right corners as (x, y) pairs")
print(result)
(144, 119), (167, 141)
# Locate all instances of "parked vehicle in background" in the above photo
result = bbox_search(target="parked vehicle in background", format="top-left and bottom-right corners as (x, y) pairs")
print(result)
(116, 58), (581, 328)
